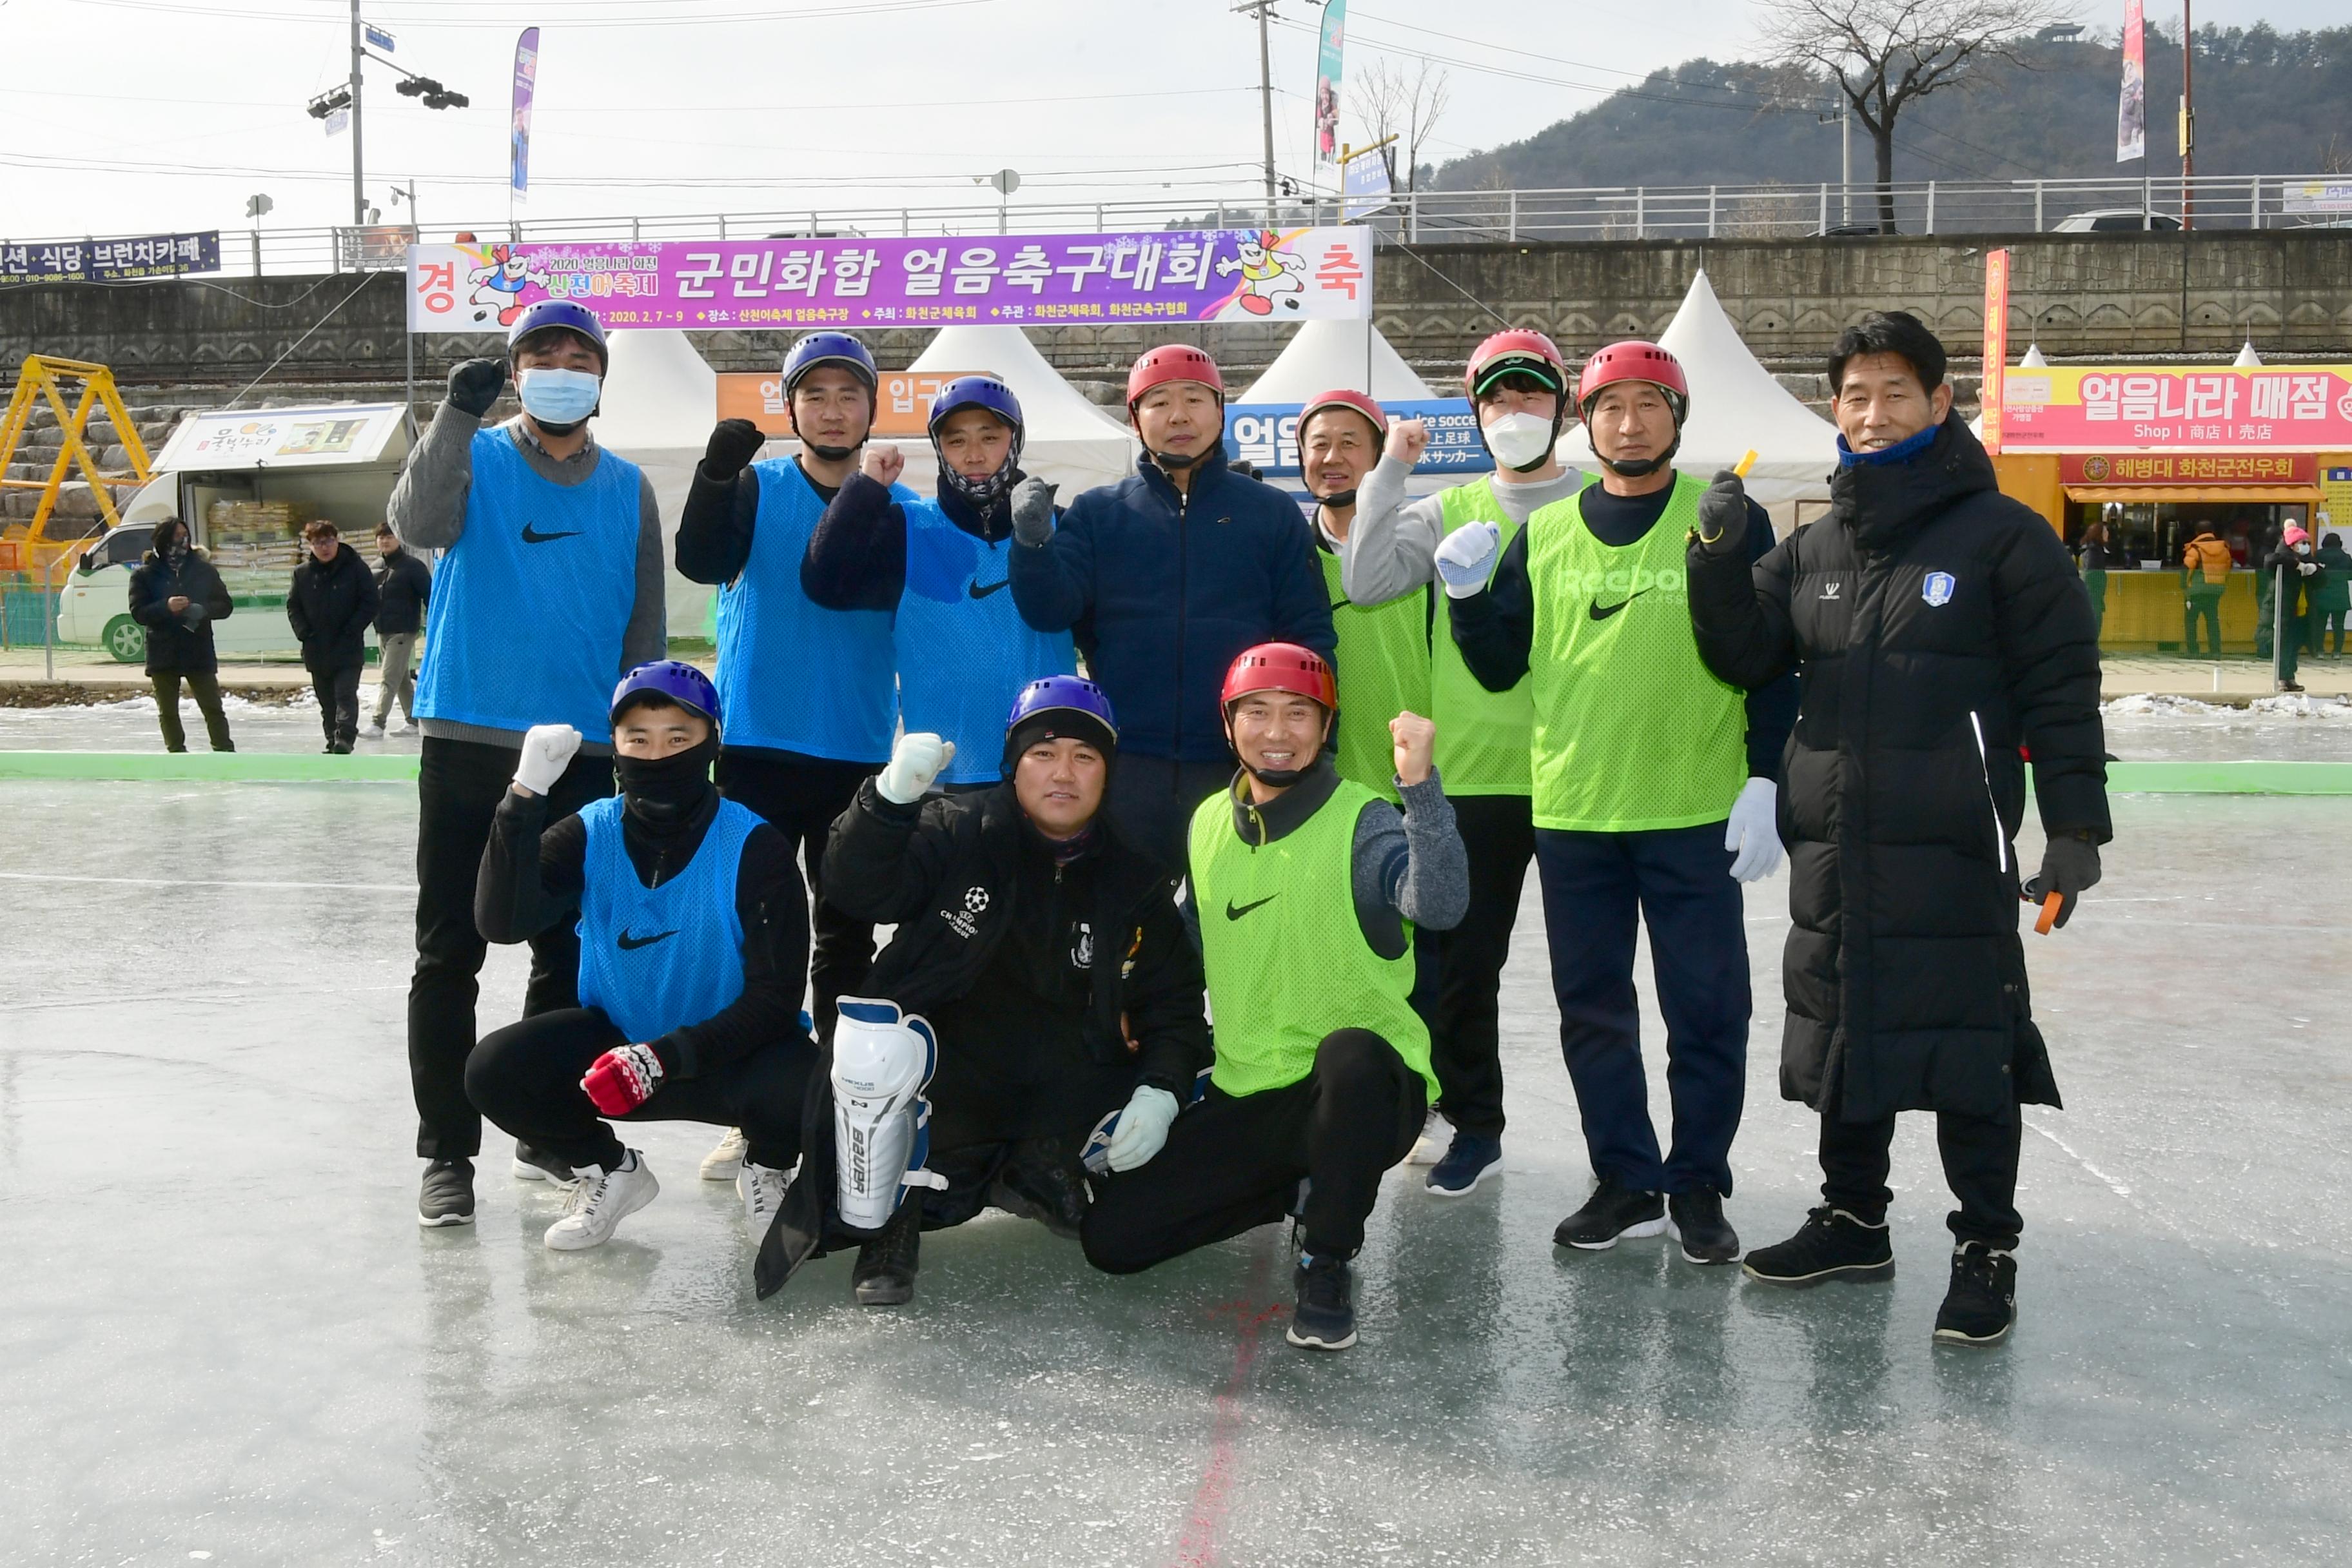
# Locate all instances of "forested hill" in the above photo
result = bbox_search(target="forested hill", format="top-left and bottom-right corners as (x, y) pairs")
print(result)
(1432, 25), (2352, 191)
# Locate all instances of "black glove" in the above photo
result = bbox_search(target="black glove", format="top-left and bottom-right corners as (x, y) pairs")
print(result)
(1695, 469), (1750, 556)
(2023, 832), (2102, 929)
(447, 358), (507, 419)
(702, 418), (767, 482)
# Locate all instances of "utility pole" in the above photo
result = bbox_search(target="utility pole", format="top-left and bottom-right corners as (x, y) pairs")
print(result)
(348, 0), (366, 226)
(1233, 1), (1279, 227)
(2179, 0), (2196, 230)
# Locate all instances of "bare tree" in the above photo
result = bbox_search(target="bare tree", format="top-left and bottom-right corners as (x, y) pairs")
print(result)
(1759, 0), (2077, 232)
(1355, 56), (1451, 195)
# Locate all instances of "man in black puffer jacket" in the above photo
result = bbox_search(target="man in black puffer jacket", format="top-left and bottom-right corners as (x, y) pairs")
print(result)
(127, 516), (236, 753)
(754, 675), (1209, 1309)
(286, 519), (380, 753)
(1685, 311), (2109, 1349)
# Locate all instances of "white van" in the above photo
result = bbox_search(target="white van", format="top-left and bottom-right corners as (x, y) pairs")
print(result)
(57, 403), (413, 663)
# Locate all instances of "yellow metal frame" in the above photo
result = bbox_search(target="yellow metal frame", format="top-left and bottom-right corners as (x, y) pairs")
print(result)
(0, 356), (155, 571)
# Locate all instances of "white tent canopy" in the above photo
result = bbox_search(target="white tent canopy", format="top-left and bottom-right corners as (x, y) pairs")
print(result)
(1238, 318), (1435, 404)
(1563, 269), (1838, 529)
(905, 324), (1135, 496)
(594, 329), (724, 636)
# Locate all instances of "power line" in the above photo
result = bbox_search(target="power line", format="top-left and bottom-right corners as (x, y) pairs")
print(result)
(62, 0), (999, 28)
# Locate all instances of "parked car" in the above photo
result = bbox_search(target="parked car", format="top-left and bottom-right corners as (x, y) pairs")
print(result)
(2053, 209), (2182, 233)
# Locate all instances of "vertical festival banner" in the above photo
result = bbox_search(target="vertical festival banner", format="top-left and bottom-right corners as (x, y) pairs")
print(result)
(1314, 0), (1347, 167)
(511, 27), (540, 208)
(1981, 248), (2011, 456)
(2117, 0), (2146, 162)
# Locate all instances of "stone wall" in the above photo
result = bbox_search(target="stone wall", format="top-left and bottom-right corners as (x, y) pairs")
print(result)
(3, 230), (2344, 407)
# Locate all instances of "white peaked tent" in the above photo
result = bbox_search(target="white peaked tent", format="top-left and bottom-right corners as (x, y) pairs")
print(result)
(1238, 318), (1436, 403)
(594, 328), (725, 636)
(1564, 269), (1838, 530)
(905, 324), (1136, 495)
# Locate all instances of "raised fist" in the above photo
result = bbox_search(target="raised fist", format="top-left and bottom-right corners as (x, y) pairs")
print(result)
(702, 418), (767, 481)
(1386, 417), (1429, 467)
(447, 358), (508, 419)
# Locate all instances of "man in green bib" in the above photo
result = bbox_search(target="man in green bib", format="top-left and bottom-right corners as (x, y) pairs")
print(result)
(1337, 330), (1585, 1199)
(1298, 387), (1431, 805)
(1444, 340), (1795, 1266)
(1081, 643), (1467, 1352)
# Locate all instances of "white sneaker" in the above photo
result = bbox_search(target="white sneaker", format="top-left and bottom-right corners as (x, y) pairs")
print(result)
(700, 1126), (748, 1182)
(543, 1151), (658, 1251)
(738, 1161), (788, 1230)
(364, 723), (386, 741)
(394, 720), (417, 735)
(1406, 1110), (1453, 1166)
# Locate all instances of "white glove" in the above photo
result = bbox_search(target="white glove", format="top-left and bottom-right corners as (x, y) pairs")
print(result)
(876, 731), (956, 805)
(1725, 776), (1783, 883)
(513, 723), (582, 797)
(2297, 560), (2317, 576)
(1433, 521), (1502, 599)
(1102, 1084), (1180, 1172)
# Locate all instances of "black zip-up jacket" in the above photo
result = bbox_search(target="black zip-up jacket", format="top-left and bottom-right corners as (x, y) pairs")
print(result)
(824, 778), (1209, 1096)
(476, 785), (810, 1078)
(284, 544), (380, 673)
(1685, 413), (2109, 1125)
(373, 546), (433, 636)
(676, 453), (837, 587)
(127, 548), (233, 676)
(2260, 546), (2324, 621)
(1007, 447), (1335, 763)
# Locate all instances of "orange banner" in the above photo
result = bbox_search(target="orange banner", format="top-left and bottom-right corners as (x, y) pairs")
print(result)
(714, 371), (980, 438)
(1981, 248), (2010, 456)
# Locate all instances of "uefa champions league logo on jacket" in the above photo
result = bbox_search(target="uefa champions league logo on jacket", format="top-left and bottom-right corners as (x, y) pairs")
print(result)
(943, 885), (990, 940)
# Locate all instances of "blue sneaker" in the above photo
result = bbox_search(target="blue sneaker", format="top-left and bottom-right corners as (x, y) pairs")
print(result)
(1286, 1255), (1357, 1351)
(1425, 1132), (1502, 1197)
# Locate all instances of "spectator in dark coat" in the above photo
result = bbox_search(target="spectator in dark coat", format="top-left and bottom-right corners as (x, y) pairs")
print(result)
(1684, 311), (2110, 1350)
(286, 519), (380, 753)
(368, 523), (432, 737)
(127, 515), (235, 753)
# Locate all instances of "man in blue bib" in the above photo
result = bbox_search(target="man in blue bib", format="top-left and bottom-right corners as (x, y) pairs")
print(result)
(466, 662), (820, 1254)
(678, 331), (917, 1048)
(803, 375), (1077, 790)
(389, 300), (668, 1229)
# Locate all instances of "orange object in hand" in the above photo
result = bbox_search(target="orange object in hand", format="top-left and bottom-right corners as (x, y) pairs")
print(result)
(2034, 890), (2064, 935)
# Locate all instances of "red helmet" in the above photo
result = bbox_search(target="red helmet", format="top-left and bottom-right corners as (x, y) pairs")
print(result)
(1578, 340), (1689, 424)
(1463, 329), (1571, 400)
(1220, 642), (1337, 713)
(1297, 387), (1387, 442)
(1127, 345), (1226, 411)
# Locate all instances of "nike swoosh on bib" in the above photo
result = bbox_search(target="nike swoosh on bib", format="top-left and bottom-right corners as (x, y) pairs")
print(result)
(1589, 589), (1650, 622)
(1224, 894), (1279, 920)
(616, 928), (677, 951)
(967, 578), (1012, 600)
(521, 524), (582, 544)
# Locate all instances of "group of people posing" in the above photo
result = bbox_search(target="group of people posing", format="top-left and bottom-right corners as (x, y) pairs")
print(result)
(383, 294), (2108, 1354)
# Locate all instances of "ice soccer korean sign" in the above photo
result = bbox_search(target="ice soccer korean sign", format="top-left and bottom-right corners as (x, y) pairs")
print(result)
(405, 229), (1373, 331)
(1226, 400), (1491, 477)
(1999, 364), (2352, 451)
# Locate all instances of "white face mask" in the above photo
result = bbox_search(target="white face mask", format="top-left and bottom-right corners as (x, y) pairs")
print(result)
(516, 367), (602, 426)
(1482, 411), (1554, 471)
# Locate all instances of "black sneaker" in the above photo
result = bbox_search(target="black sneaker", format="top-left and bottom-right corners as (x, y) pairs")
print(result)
(1285, 1255), (1357, 1351)
(418, 1158), (475, 1228)
(1932, 1242), (2017, 1346)
(1667, 1190), (1741, 1265)
(1741, 1206), (1894, 1286)
(851, 1204), (921, 1308)
(1553, 1177), (1667, 1250)
(510, 1142), (577, 1186)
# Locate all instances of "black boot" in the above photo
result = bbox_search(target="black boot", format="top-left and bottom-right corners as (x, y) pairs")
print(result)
(987, 1137), (1090, 1239)
(1932, 1242), (2017, 1346)
(851, 1204), (921, 1307)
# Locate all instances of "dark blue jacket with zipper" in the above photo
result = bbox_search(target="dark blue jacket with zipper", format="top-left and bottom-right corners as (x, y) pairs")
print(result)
(1008, 447), (1335, 763)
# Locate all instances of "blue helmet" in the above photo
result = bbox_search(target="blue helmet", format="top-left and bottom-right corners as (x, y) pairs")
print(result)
(1003, 674), (1117, 764)
(507, 299), (608, 373)
(930, 375), (1026, 507)
(610, 660), (720, 732)
(781, 331), (877, 397)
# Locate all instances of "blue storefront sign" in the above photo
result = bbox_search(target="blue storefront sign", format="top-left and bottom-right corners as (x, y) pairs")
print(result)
(1224, 398), (1490, 477)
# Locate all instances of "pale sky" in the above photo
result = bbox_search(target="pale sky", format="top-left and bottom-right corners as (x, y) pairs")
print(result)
(0, 0), (2337, 242)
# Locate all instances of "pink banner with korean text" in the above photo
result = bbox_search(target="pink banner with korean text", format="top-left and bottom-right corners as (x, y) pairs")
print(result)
(1999, 364), (2352, 451)
(404, 228), (1371, 333)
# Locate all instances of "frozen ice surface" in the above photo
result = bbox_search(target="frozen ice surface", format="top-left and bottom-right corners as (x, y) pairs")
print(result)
(0, 689), (424, 756)
(1, 781), (2347, 1567)
(2100, 693), (2352, 763)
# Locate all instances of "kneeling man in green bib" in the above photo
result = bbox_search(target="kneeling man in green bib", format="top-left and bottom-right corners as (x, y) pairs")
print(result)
(1081, 643), (1467, 1352)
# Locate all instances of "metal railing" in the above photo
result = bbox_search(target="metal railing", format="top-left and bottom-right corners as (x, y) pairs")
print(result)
(6, 175), (2345, 281)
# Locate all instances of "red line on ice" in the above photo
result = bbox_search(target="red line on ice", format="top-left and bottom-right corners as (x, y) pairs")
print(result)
(1169, 1233), (1284, 1568)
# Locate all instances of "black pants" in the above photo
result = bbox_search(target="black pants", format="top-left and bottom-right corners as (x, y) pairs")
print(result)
(1104, 756), (1233, 877)
(311, 663), (362, 750)
(466, 1007), (821, 1174)
(150, 671), (233, 752)
(408, 734), (614, 1160)
(1819, 1108), (2024, 1250)
(1534, 822), (1750, 1197)
(1082, 1029), (1427, 1269)
(1423, 792), (1534, 1139)
(718, 747), (877, 1041)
